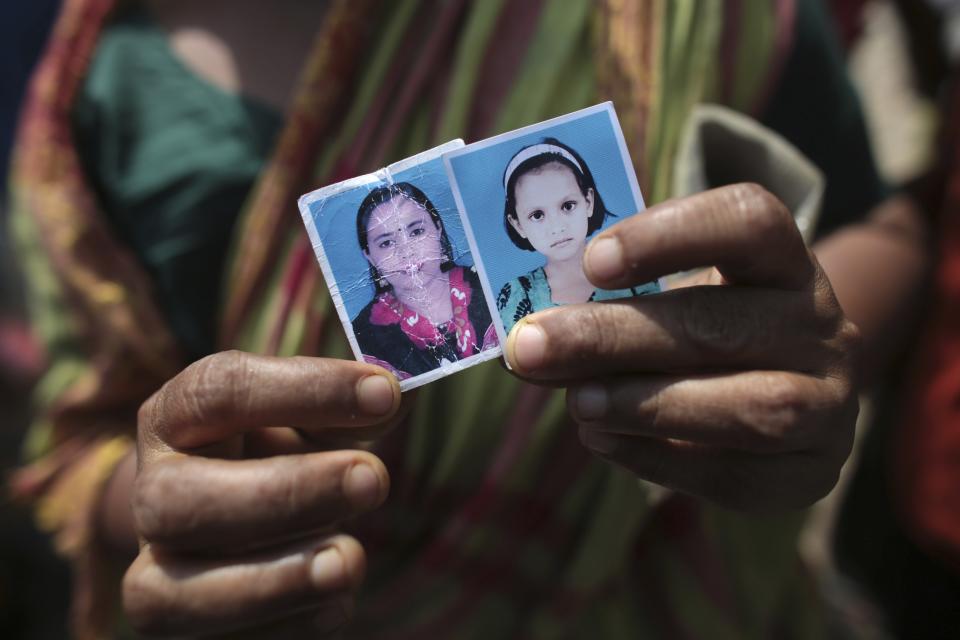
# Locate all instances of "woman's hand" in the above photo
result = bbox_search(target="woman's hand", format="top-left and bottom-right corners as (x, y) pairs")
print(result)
(122, 351), (405, 638)
(504, 184), (860, 512)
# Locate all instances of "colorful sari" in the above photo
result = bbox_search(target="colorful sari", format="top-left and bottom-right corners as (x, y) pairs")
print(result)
(8, 0), (874, 637)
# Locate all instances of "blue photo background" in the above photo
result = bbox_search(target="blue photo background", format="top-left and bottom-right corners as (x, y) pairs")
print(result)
(446, 108), (644, 298)
(305, 156), (474, 321)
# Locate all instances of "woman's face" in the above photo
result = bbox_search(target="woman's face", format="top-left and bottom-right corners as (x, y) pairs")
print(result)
(364, 194), (446, 292)
(509, 162), (594, 262)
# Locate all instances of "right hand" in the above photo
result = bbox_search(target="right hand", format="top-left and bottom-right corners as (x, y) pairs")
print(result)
(122, 350), (405, 638)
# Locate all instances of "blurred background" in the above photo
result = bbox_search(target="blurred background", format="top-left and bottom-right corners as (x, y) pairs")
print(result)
(1, 0), (957, 638)
(1, 2), (70, 638)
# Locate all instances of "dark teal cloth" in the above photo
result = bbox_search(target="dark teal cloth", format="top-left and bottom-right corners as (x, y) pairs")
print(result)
(72, 7), (282, 360)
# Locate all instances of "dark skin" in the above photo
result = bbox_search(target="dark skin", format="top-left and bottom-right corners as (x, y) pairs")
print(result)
(123, 354), (411, 637)
(109, 182), (931, 638)
(505, 184), (860, 512)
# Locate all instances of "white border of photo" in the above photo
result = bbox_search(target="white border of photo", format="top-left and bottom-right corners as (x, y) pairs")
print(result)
(297, 140), (504, 392)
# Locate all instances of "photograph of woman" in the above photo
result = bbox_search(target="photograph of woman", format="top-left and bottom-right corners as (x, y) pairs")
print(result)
(496, 138), (660, 333)
(352, 181), (496, 379)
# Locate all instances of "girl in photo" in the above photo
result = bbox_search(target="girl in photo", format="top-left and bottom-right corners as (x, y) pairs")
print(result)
(497, 137), (660, 332)
(352, 182), (496, 378)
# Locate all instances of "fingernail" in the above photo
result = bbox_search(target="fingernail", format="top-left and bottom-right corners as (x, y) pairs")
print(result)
(357, 375), (397, 416)
(314, 600), (349, 633)
(573, 385), (608, 420)
(586, 237), (624, 281)
(311, 547), (346, 590)
(509, 322), (546, 373)
(580, 427), (619, 455)
(344, 463), (383, 508)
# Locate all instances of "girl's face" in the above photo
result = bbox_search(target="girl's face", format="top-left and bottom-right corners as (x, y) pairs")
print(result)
(364, 195), (446, 292)
(508, 162), (594, 262)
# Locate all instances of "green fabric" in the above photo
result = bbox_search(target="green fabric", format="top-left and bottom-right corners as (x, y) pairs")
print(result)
(8, 197), (89, 462)
(71, 7), (282, 360)
(647, 2), (726, 203)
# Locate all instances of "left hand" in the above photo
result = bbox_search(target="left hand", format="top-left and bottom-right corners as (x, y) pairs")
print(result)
(503, 184), (860, 512)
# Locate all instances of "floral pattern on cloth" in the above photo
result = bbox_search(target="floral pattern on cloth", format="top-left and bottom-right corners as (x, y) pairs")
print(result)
(369, 266), (479, 358)
(497, 266), (660, 334)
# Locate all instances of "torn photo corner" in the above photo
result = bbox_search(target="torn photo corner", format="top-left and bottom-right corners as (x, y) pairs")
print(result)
(298, 103), (663, 389)
(298, 140), (504, 392)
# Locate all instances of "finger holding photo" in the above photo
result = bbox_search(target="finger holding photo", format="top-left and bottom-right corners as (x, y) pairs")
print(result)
(505, 183), (860, 512)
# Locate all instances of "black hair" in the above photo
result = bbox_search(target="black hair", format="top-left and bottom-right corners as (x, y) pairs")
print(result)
(502, 137), (610, 251)
(356, 182), (456, 293)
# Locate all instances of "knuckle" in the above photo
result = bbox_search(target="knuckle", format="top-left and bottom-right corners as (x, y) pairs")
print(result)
(317, 534), (368, 593)
(123, 558), (178, 637)
(680, 288), (755, 361)
(730, 183), (790, 230)
(739, 376), (808, 451)
(264, 459), (342, 526)
(303, 357), (346, 401)
(180, 351), (253, 429)
(133, 463), (195, 544)
(835, 318), (863, 359)
(727, 183), (801, 254)
(825, 385), (859, 460)
(555, 304), (619, 364)
(335, 535), (368, 590)
(137, 393), (159, 434)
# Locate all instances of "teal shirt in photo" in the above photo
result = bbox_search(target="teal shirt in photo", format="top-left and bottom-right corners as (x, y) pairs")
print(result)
(496, 266), (660, 333)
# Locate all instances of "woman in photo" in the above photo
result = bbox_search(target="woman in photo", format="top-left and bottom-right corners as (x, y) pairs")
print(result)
(352, 181), (495, 378)
(497, 138), (659, 332)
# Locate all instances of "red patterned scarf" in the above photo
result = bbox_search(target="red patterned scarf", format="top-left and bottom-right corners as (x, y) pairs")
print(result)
(370, 266), (479, 357)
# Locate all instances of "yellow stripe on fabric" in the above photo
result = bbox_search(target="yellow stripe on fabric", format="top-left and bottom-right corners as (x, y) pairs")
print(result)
(435, 0), (508, 142)
(493, 0), (594, 132)
(37, 436), (132, 555)
(8, 199), (90, 461)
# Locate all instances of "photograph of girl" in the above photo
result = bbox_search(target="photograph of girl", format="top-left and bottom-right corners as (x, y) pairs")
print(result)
(351, 182), (496, 379)
(497, 137), (659, 333)
(445, 103), (661, 345)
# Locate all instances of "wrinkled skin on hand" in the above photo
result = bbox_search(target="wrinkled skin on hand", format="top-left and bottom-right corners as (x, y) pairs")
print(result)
(123, 352), (409, 638)
(505, 183), (860, 512)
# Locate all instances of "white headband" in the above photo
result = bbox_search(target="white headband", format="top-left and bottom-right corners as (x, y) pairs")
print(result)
(502, 143), (583, 191)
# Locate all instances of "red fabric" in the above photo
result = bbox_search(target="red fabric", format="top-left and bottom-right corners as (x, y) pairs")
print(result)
(896, 83), (960, 570)
(370, 266), (479, 358)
